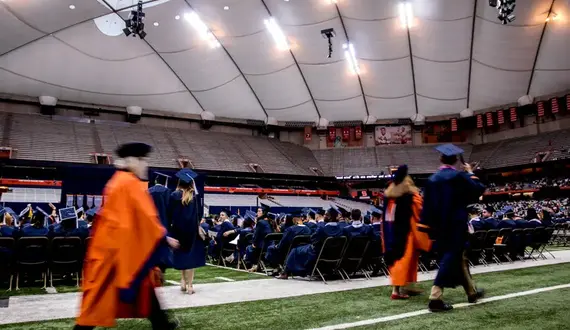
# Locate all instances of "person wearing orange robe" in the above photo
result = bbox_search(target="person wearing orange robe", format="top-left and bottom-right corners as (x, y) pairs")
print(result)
(74, 142), (180, 330)
(382, 165), (431, 300)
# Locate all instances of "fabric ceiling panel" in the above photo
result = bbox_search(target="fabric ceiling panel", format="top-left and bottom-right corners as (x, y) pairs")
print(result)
(414, 59), (469, 104)
(193, 77), (266, 120)
(265, 101), (319, 123)
(417, 96), (468, 117)
(301, 61), (362, 101)
(189, 0), (267, 38)
(360, 58), (414, 99)
(367, 96), (416, 120)
(247, 65), (312, 111)
(0, 5), (44, 55)
(264, 0), (336, 27)
(0, 69), (201, 114)
(0, 37), (185, 96)
(470, 61), (531, 110)
(1, 0), (111, 34)
(316, 97), (367, 122)
(342, 18), (408, 63)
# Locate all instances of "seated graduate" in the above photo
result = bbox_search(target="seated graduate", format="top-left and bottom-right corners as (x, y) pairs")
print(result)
(84, 207), (99, 234)
(468, 206), (484, 231)
(208, 210), (235, 258)
(343, 209), (373, 238)
(279, 213), (295, 233)
(370, 207), (383, 235)
(315, 209), (326, 229)
(277, 207), (344, 279)
(305, 210), (318, 232)
(0, 207), (18, 237)
(232, 216), (255, 259)
(17, 204), (34, 228)
(246, 204), (275, 271)
(200, 217), (212, 232)
(265, 214), (312, 266)
(496, 209), (517, 229)
(525, 208), (542, 228)
(50, 207), (89, 239)
(20, 209), (49, 237)
(540, 208), (554, 227)
(337, 206), (350, 229)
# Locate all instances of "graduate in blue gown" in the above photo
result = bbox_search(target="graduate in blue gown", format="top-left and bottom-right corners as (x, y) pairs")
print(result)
(305, 210), (319, 232)
(420, 144), (486, 312)
(265, 214), (312, 266)
(169, 169), (203, 295)
(370, 207), (383, 236)
(245, 205), (274, 271)
(337, 206), (350, 229)
(148, 172), (172, 230)
(20, 210), (49, 237)
(316, 209), (327, 229)
(468, 206), (485, 231)
(209, 210), (235, 259)
(277, 208), (344, 279)
(0, 207), (17, 237)
(343, 209), (374, 238)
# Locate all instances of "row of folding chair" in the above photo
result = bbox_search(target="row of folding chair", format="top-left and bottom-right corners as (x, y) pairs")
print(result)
(551, 223), (570, 246)
(0, 236), (88, 290)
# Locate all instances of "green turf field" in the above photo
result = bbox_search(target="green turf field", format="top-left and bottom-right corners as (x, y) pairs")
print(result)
(1, 263), (569, 329)
(0, 265), (266, 298)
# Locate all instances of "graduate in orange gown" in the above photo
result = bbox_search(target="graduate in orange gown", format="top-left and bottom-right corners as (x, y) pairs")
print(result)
(74, 143), (180, 330)
(382, 165), (431, 300)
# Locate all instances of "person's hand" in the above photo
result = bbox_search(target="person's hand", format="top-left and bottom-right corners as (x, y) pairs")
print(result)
(461, 163), (473, 174)
(166, 236), (180, 249)
(49, 203), (56, 210)
(223, 231), (231, 237)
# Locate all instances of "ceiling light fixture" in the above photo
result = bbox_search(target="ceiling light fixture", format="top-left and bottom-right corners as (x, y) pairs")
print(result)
(490, 0), (516, 25)
(69, 5), (76, 10)
(398, 1), (414, 29)
(224, 6), (229, 10)
(175, 15), (180, 20)
(153, 22), (159, 26)
(343, 42), (360, 75)
(264, 17), (289, 51)
(184, 12), (221, 48)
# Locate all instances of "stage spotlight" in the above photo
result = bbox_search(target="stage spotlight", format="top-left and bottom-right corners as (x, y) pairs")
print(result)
(492, 0), (516, 25)
(124, 0), (147, 38)
(123, 28), (132, 37)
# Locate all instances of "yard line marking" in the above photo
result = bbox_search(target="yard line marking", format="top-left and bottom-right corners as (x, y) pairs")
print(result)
(165, 280), (181, 285)
(215, 277), (236, 282)
(206, 262), (269, 276)
(307, 283), (570, 330)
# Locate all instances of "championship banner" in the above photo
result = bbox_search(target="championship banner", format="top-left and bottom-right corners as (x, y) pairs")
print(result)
(93, 195), (103, 208)
(537, 101), (545, 117)
(87, 195), (94, 208)
(328, 127), (336, 142)
(304, 126), (312, 143)
(509, 107), (517, 122)
(476, 114), (483, 128)
(374, 126), (411, 145)
(355, 126), (362, 140)
(497, 109), (505, 124)
(76, 195), (84, 208)
(551, 98), (559, 114)
(485, 112), (494, 126)
(342, 127), (350, 141)
(450, 118), (457, 132)
(66, 195), (75, 207)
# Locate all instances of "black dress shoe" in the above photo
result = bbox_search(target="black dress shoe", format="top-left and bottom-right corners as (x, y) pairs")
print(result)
(428, 299), (453, 312)
(275, 273), (289, 280)
(468, 288), (485, 303)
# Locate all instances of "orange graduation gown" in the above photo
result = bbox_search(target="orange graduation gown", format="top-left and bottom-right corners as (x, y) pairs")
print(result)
(76, 171), (166, 327)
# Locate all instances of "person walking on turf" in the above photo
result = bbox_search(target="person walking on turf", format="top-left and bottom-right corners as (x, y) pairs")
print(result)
(169, 169), (204, 295)
(420, 144), (486, 312)
(74, 143), (180, 330)
(382, 165), (431, 299)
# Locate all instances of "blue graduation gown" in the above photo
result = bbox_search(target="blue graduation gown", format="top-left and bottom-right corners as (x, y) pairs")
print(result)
(168, 191), (202, 270)
(49, 223), (89, 239)
(237, 227), (253, 257)
(497, 219), (517, 229)
(305, 221), (318, 233)
(343, 223), (373, 238)
(149, 184), (171, 230)
(245, 219), (273, 264)
(0, 226), (16, 237)
(20, 225), (49, 237)
(421, 167), (485, 288)
(284, 223), (344, 276)
(469, 218), (485, 231)
(265, 225), (312, 265)
(481, 217), (499, 230)
(337, 221), (349, 229)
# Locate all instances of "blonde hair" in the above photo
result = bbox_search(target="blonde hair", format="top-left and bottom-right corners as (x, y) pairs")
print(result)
(179, 185), (195, 206)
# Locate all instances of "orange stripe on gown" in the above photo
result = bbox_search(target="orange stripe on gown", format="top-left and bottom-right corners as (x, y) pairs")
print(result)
(76, 171), (166, 327)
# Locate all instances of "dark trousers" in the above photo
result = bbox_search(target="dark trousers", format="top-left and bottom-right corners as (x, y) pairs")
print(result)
(73, 291), (172, 330)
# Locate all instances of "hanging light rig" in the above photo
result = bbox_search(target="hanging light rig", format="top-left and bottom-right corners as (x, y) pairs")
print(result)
(123, 0), (147, 39)
(321, 28), (336, 59)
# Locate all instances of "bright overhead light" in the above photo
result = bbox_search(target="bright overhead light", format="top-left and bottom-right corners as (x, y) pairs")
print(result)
(329, 0), (338, 3)
(224, 6), (229, 10)
(175, 15), (180, 20)
(399, 1), (414, 29)
(184, 12), (221, 48)
(153, 22), (159, 26)
(69, 4), (76, 10)
(264, 17), (289, 51)
(343, 42), (360, 75)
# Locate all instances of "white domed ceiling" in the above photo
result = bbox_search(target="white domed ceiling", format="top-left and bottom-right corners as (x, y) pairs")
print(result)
(0, 0), (568, 123)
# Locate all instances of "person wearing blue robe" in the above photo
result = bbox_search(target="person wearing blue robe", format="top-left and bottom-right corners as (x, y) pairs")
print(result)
(0, 208), (18, 237)
(305, 210), (319, 232)
(245, 207), (274, 271)
(420, 144), (485, 312)
(20, 211), (49, 237)
(148, 172), (172, 230)
(468, 211), (484, 231)
(208, 211), (233, 258)
(279, 214), (294, 233)
(49, 218), (89, 239)
(343, 209), (373, 238)
(168, 169), (203, 295)
(265, 215), (312, 266)
(277, 208), (344, 279)
(337, 206), (350, 229)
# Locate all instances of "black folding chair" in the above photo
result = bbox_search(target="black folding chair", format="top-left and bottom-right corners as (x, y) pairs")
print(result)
(0, 237), (16, 291)
(236, 233), (253, 270)
(482, 229), (500, 265)
(467, 231), (487, 266)
(494, 228), (512, 262)
(15, 237), (49, 290)
(338, 236), (370, 280)
(258, 233), (283, 274)
(507, 229), (525, 261)
(49, 237), (83, 287)
(362, 236), (388, 277)
(310, 236), (347, 284)
(522, 228), (538, 260)
(532, 227), (555, 260)
(218, 233), (239, 267)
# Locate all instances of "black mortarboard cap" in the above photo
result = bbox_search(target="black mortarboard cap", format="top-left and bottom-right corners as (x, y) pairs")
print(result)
(337, 206), (350, 218)
(317, 209), (326, 216)
(116, 142), (152, 158)
(434, 143), (464, 157)
(370, 207), (383, 218)
(267, 212), (277, 221)
(260, 203), (271, 215)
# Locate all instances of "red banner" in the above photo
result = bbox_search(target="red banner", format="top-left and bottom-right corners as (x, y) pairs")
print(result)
(354, 126), (362, 140)
(342, 127), (350, 141)
(204, 186), (340, 196)
(0, 179), (62, 187)
(476, 114), (483, 128)
(537, 101), (545, 117)
(486, 112), (494, 126)
(450, 118), (457, 132)
(509, 107), (517, 122)
(497, 109), (505, 124)
(328, 127), (336, 142)
(567, 95), (570, 112)
(304, 126), (312, 142)
(551, 98), (559, 114)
